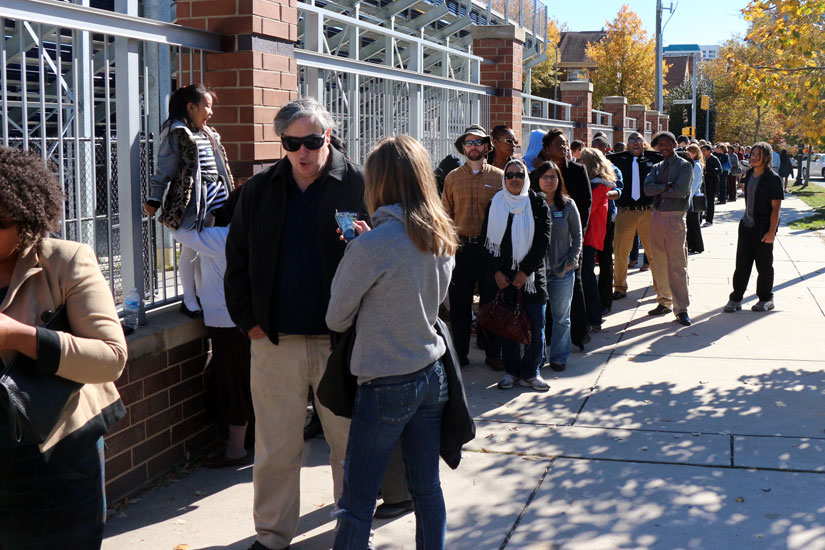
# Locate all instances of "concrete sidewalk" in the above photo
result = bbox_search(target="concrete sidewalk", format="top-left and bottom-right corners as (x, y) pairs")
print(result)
(103, 191), (825, 550)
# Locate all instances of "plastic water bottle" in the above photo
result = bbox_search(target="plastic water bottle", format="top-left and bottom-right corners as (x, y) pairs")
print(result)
(124, 287), (141, 331)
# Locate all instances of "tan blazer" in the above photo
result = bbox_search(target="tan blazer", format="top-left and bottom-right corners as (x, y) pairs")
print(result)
(0, 238), (128, 453)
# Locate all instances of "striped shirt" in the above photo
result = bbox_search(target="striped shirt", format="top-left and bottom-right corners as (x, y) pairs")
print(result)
(193, 130), (227, 216)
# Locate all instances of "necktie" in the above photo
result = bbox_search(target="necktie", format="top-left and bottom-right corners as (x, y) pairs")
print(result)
(631, 156), (641, 201)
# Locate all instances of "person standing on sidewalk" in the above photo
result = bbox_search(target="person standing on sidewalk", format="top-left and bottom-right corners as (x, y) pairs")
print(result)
(607, 132), (665, 305)
(723, 142), (784, 313)
(590, 136), (623, 316)
(442, 125), (503, 368)
(481, 159), (552, 392)
(327, 135), (456, 550)
(537, 129), (592, 351)
(487, 125), (519, 170)
(716, 144), (731, 205)
(224, 98), (366, 550)
(685, 144), (705, 254)
(701, 145), (722, 226)
(644, 132), (694, 327)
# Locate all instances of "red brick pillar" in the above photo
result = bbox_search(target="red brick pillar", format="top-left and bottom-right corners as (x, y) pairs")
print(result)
(602, 96), (627, 144)
(559, 81), (593, 143)
(647, 109), (661, 134)
(658, 113), (670, 135)
(471, 25), (525, 139)
(628, 104), (648, 141)
(176, 0), (299, 181)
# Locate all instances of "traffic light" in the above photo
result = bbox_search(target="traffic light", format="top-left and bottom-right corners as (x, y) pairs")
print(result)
(700, 95), (710, 110)
(682, 126), (695, 138)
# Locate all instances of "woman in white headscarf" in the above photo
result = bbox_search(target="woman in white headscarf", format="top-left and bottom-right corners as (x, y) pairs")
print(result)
(480, 159), (552, 391)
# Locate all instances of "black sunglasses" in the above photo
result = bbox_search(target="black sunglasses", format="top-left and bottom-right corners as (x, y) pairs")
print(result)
(504, 171), (526, 180)
(463, 138), (486, 147)
(282, 134), (326, 152)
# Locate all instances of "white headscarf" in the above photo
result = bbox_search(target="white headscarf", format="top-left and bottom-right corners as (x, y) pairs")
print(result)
(485, 159), (536, 293)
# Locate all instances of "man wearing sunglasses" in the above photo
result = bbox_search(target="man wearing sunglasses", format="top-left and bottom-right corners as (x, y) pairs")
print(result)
(225, 97), (366, 550)
(442, 125), (505, 369)
(487, 125), (520, 170)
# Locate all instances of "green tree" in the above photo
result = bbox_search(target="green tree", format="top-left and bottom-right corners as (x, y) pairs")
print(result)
(527, 17), (564, 98)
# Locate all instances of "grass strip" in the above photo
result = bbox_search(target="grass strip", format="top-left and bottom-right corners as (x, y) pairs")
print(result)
(788, 183), (825, 231)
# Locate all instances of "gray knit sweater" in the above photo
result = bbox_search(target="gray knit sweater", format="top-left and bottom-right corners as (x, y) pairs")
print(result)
(545, 198), (583, 278)
(326, 204), (455, 384)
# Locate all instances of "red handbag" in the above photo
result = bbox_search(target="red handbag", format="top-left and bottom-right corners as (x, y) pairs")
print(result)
(476, 288), (532, 345)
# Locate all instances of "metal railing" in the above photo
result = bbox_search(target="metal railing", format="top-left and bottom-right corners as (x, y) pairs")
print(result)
(297, 3), (493, 166)
(591, 109), (612, 127)
(520, 93), (574, 148)
(0, 1), (221, 312)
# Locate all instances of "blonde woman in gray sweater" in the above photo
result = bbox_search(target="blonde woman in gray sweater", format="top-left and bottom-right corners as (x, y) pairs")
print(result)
(326, 136), (458, 550)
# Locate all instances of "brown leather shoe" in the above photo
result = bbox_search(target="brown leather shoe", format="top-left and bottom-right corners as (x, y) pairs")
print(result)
(485, 357), (504, 371)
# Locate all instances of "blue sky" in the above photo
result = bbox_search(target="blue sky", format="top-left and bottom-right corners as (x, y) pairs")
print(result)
(548, 0), (750, 46)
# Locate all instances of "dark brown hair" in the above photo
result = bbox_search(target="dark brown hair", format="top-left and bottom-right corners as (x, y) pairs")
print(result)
(0, 146), (64, 249)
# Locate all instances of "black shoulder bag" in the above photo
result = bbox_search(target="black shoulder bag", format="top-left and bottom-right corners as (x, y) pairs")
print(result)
(0, 306), (82, 444)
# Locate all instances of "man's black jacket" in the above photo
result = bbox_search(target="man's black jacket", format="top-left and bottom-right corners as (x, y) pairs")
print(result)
(607, 150), (664, 208)
(704, 153), (723, 192)
(224, 146), (366, 344)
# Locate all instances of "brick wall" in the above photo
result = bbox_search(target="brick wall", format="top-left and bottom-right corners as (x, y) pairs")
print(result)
(176, 0), (300, 181)
(560, 81), (593, 143)
(104, 314), (215, 505)
(602, 96), (627, 145)
(472, 25), (525, 138)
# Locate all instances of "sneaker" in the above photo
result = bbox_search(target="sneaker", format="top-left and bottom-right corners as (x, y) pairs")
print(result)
(752, 299), (775, 312)
(549, 363), (566, 372)
(497, 374), (517, 389)
(518, 376), (550, 392)
(723, 300), (742, 313)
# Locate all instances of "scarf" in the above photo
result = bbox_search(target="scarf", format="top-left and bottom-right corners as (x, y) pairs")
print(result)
(485, 162), (536, 293)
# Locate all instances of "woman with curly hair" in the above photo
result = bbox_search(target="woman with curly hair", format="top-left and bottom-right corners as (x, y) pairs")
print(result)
(0, 146), (127, 548)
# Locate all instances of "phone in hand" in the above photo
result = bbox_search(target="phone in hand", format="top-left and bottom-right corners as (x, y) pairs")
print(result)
(335, 210), (358, 242)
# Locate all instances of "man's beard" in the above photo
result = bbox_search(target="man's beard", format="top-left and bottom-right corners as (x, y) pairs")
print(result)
(465, 149), (485, 161)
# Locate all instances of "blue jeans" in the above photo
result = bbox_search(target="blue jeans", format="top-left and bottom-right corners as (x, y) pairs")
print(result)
(334, 361), (449, 550)
(499, 301), (546, 381)
(546, 269), (575, 365)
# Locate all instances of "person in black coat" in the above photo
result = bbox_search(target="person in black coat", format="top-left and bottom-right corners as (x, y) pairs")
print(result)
(701, 145), (722, 225)
(482, 159), (552, 391)
(532, 129), (592, 350)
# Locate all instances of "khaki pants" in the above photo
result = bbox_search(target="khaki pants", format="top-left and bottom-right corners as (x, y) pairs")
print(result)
(249, 334), (351, 550)
(648, 210), (690, 313)
(612, 207), (667, 306)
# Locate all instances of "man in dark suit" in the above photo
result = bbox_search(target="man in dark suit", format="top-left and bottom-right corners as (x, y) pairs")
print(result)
(607, 131), (667, 308)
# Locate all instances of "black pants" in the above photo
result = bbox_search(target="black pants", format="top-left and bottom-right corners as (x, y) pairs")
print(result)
(448, 242), (487, 359)
(686, 210), (704, 253)
(718, 172), (729, 204)
(730, 223), (775, 302)
(571, 265), (588, 347)
(704, 179), (717, 223)
(0, 440), (105, 549)
(597, 218), (616, 312)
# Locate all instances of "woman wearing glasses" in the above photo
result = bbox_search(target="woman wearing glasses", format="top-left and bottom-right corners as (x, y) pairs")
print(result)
(481, 159), (552, 391)
(487, 125), (520, 170)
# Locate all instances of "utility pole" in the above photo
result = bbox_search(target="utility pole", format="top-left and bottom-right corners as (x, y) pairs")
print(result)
(655, 0), (663, 111)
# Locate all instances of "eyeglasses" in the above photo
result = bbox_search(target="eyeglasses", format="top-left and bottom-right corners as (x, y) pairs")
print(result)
(628, 137), (644, 143)
(504, 172), (526, 180)
(540, 174), (559, 181)
(463, 138), (485, 147)
(281, 134), (326, 152)
(497, 138), (519, 146)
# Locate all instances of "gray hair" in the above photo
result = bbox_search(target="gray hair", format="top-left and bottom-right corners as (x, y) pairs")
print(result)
(274, 97), (336, 136)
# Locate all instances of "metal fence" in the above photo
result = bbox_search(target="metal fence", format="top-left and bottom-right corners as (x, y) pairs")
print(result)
(297, 3), (493, 167)
(0, 2), (220, 312)
(521, 93), (574, 147)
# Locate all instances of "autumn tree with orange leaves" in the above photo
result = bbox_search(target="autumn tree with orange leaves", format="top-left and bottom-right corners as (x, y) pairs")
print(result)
(585, 5), (666, 107)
